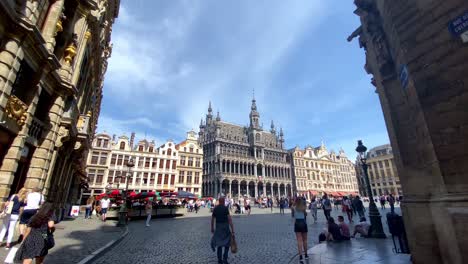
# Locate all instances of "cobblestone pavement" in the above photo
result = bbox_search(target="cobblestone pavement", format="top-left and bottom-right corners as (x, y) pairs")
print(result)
(92, 206), (405, 264)
(0, 217), (125, 264)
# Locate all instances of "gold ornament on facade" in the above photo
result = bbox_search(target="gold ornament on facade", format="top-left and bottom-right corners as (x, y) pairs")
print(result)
(64, 34), (78, 65)
(5, 95), (28, 127)
(85, 31), (91, 40)
(55, 20), (63, 35)
(86, 111), (92, 117)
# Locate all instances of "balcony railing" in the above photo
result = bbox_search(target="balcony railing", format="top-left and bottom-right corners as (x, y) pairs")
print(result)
(28, 117), (46, 141)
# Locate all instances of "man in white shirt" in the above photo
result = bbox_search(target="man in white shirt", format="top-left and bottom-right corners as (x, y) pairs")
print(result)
(18, 187), (44, 242)
(100, 196), (110, 221)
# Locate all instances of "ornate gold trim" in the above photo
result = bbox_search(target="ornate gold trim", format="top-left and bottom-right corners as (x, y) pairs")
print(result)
(85, 31), (91, 40)
(5, 95), (28, 127)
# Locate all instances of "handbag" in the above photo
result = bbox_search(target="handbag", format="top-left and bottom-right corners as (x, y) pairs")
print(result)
(46, 231), (55, 249)
(230, 235), (238, 254)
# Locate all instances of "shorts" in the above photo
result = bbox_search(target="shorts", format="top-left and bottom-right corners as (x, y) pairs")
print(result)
(20, 209), (38, 224)
(294, 219), (308, 233)
(101, 208), (108, 214)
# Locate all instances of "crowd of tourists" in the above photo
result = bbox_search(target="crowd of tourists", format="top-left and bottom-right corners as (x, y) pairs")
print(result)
(208, 192), (396, 264)
(0, 187), (56, 264)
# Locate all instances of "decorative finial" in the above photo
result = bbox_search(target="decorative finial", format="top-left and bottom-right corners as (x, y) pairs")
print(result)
(216, 110), (221, 121)
(208, 101), (212, 113)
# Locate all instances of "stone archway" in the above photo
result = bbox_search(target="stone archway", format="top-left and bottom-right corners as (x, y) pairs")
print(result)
(273, 183), (279, 197)
(258, 181), (264, 197)
(240, 180), (247, 196)
(280, 183), (285, 197)
(266, 182), (272, 196)
(222, 179), (229, 196)
(248, 181), (255, 198)
(231, 180), (239, 197)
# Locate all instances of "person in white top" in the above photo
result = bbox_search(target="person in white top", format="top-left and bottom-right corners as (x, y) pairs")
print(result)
(18, 187), (44, 243)
(100, 196), (110, 222)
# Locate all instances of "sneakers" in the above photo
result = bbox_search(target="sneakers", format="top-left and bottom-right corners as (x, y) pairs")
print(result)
(304, 254), (309, 260)
(146, 225), (150, 227)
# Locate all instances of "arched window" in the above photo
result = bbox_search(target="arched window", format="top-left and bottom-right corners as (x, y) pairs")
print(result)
(120, 142), (125, 150)
(255, 133), (260, 141)
(138, 145), (143, 151)
(167, 148), (172, 156)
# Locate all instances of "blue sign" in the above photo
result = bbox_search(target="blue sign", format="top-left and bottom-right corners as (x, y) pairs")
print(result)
(448, 11), (468, 36)
(399, 65), (409, 90)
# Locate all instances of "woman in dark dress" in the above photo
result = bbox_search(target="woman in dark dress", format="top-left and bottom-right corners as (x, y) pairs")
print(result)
(211, 197), (235, 264)
(15, 202), (55, 264)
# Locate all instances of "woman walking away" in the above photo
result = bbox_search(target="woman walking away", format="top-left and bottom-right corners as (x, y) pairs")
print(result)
(211, 197), (235, 264)
(292, 197), (309, 263)
(0, 189), (23, 249)
(322, 193), (332, 221)
(145, 199), (153, 227)
(342, 197), (353, 222)
(17, 188), (29, 243)
(85, 197), (94, 219)
(15, 202), (55, 264)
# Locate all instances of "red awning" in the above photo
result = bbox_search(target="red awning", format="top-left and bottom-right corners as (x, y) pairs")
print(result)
(309, 190), (319, 195)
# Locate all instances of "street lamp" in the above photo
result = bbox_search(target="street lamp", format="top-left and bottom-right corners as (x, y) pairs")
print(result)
(356, 140), (386, 238)
(117, 157), (134, 227)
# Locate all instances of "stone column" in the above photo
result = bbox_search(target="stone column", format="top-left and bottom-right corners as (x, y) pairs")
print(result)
(254, 164), (257, 178)
(270, 184), (273, 197)
(214, 180), (218, 198)
(247, 184), (250, 198)
(262, 165), (265, 178)
(263, 184), (266, 197)
(254, 183), (258, 198)
(228, 181), (231, 197)
(41, 0), (65, 53)
(71, 5), (91, 85)
(238, 183), (240, 197)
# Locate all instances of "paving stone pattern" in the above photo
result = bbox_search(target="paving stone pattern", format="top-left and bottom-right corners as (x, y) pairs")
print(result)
(0, 217), (125, 264)
(93, 205), (407, 264)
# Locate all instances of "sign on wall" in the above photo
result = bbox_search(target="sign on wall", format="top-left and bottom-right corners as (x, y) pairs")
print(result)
(448, 11), (468, 43)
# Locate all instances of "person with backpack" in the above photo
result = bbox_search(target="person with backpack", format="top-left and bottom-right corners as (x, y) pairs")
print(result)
(388, 194), (396, 213)
(322, 193), (332, 221)
(292, 198), (309, 264)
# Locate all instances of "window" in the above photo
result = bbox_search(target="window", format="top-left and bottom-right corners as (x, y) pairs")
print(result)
(145, 159), (150, 168)
(178, 187), (184, 192)
(167, 149), (172, 156)
(166, 159), (170, 169)
(103, 139), (109, 148)
(189, 147), (194, 153)
(138, 158), (143, 168)
(150, 173), (155, 185)
(120, 142), (125, 150)
(186, 188), (191, 192)
(159, 159), (164, 169)
(91, 152), (99, 164)
(164, 174), (169, 185)
(36, 0), (51, 30)
(180, 156), (186, 166)
(117, 155), (123, 166)
(157, 174), (162, 184)
(149, 147), (153, 152)
(99, 153), (107, 165)
(143, 173), (148, 185)
(195, 158), (201, 167)
(194, 188), (199, 193)
(188, 157), (194, 167)
(187, 171), (192, 184)
(111, 154), (117, 165)
(194, 172), (200, 184)
(88, 169), (96, 184)
(170, 175), (175, 185)
(378, 161), (383, 168)
(138, 145), (144, 151)
(172, 160), (177, 170)
(179, 171), (185, 183)
(96, 170), (105, 184)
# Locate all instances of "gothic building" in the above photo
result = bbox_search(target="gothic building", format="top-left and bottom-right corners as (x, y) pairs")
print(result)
(199, 99), (293, 198)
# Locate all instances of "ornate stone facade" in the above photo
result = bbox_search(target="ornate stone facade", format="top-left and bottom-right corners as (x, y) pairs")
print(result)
(85, 133), (180, 201)
(355, 144), (402, 197)
(199, 100), (293, 198)
(175, 131), (203, 197)
(349, 0), (468, 263)
(0, 0), (119, 217)
(290, 143), (359, 199)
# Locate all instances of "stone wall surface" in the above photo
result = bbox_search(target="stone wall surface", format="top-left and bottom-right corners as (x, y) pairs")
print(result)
(351, 0), (468, 263)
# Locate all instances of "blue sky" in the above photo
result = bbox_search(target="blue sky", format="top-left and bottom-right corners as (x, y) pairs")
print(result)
(98, 0), (390, 158)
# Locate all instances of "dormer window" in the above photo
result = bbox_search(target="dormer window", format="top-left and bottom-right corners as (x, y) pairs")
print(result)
(149, 147), (153, 152)
(120, 142), (125, 150)
(138, 145), (144, 151)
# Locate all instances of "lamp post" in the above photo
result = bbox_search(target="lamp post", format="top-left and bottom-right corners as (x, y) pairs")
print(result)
(355, 140), (386, 238)
(117, 158), (134, 227)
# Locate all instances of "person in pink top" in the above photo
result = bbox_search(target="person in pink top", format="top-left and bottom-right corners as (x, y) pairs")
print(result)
(337, 216), (351, 240)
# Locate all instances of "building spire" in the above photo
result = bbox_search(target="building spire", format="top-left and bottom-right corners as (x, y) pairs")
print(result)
(208, 101), (212, 113)
(216, 110), (221, 121)
(270, 120), (276, 133)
